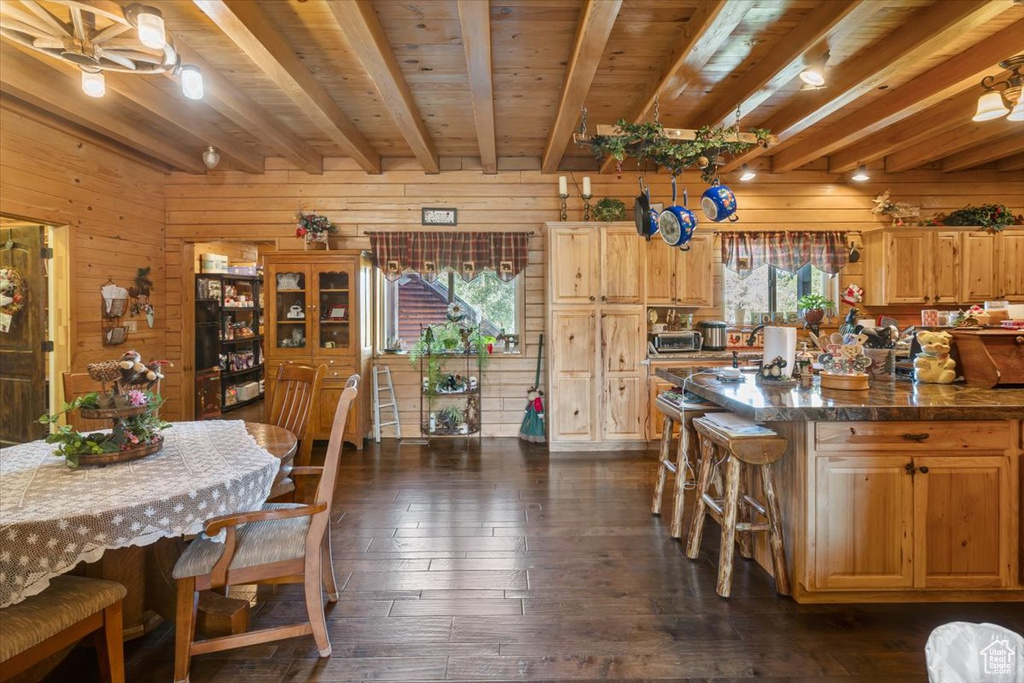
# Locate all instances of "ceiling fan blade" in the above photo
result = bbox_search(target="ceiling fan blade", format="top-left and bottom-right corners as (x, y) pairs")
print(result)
(31, 36), (64, 49)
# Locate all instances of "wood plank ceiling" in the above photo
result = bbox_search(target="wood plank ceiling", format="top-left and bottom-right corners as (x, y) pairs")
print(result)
(1, 0), (1021, 176)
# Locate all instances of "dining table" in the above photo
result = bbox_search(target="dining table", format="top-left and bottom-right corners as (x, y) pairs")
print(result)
(0, 419), (296, 636)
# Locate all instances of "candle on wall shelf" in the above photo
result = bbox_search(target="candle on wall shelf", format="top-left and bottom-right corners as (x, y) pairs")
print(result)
(558, 176), (568, 197)
(582, 177), (591, 197)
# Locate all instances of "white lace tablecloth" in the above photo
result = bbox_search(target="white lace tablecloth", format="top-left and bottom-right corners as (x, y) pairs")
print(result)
(0, 420), (279, 607)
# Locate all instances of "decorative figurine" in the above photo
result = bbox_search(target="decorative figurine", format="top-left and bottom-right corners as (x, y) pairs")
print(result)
(760, 356), (788, 380)
(913, 330), (957, 384)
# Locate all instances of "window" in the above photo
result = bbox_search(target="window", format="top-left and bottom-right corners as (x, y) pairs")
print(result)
(379, 270), (521, 351)
(723, 263), (837, 325)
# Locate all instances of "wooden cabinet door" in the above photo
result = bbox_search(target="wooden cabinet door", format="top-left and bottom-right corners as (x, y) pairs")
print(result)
(311, 262), (354, 356)
(550, 227), (597, 304)
(961, 232), (1000, 302)
(913, 455), (1014, 589)
(931, 231), (960, 304)
(549, 310), (596, 442)
(812, 455), (914, 590)
(997, 231), (1024, 302)
(647, 378), (680, 441)
(265, 263), (312, 359)
(601, 227), (643, 303)
(885, 231), (931, 304)
(600, 311), (644, 440)
(674, 234), (714, 307)
(645, 238), (675, 304)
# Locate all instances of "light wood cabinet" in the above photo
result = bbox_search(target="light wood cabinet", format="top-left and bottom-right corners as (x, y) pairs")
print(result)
(864, 229), (960, 305)
(961, 232), (999, 302)
(263, 251), (371, 448)
(998, 231), (1024, 302)
(600, 309), (644, 440)
(601, 228), (644, 304)
(550, 226), (598, 304)
(548, 309), (596, 443)
(644, 234), (714, 307)
(808, 421), (1018, 593)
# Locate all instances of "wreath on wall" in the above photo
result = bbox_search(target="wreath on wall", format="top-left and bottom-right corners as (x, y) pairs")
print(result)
(0, 266), (26, 316)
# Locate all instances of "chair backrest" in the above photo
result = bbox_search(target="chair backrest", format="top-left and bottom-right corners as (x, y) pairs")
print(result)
(61, 372), (107, 432)
(305, 382), (358, 551)
(270, 364), (325, 467)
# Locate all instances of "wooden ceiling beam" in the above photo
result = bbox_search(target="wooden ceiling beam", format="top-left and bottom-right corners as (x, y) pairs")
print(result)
(457, 0), (498, 175)
(941, 133), (1024, 172)
(171, 38), (323, 175)
(827, 89), (983, 174)
(100, 70), (265, 174)
(193, 0), (381, 173)
(326, 0), (438, 174)
(721, 0), (1010, 175)
(595, 0), (745, 174)
(684, 0), (868, 131)
(884, 117), (1022, 172)
(0, 44), (205, 173)
(996, 152), (1024, 172)
(771, 19), (1024, 174)
(543, 0), (622, 175)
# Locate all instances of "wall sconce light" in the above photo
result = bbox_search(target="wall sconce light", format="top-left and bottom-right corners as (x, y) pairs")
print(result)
(972, 55), (1024, 122)
(739, 164), (756, 182)
(581, 176), (593, 221)
(851, 164), (870, 182)
(558, 175), (569, 221)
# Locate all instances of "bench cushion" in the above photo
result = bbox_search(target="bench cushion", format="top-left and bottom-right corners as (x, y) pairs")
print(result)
(172, 503), (311, 579)
(0, 576), (125, 662)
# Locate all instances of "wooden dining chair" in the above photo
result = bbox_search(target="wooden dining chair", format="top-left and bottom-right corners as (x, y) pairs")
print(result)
(269, 363), (326, 468)
(171, 383), (358, 683)
(61, 372), (107, 432)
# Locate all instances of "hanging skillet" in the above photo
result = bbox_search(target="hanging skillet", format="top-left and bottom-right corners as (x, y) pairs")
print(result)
(659, 176), (698, 251)
(633, 176), (659, 240)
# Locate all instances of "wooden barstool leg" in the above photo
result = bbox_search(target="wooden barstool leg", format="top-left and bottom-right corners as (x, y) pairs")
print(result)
(669, 421), (691, 539)
(760, 462), (791, 596)
(651, 415), (674, 515)
(716, 454), (742, 598)
(738, 462), (754, 559)
(685, 434), (715, 560)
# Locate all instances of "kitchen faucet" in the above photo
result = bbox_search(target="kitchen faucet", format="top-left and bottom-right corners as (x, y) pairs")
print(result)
(746, 324), (765, 347)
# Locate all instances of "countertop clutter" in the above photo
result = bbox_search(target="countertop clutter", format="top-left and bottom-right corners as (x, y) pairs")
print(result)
(656, 369), (1024, 422)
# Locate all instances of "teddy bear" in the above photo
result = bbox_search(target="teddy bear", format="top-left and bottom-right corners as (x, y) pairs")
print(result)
(913, 330), (957, 384)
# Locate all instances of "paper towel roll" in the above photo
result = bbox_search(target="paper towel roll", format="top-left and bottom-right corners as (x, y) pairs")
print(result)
(763, 326), (797, 378)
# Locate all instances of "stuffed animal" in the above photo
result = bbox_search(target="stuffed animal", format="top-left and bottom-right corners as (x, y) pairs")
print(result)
(913, 330), (957, 384)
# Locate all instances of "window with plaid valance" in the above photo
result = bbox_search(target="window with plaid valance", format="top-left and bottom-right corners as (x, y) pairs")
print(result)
(720, 231), (848, 278)
(367, 231), (530, 282)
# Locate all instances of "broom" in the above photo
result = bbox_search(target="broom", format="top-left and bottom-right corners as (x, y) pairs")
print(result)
(519, 334), (546, 443)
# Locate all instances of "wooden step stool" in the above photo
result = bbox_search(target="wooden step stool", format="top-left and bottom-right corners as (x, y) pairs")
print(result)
(650, 394), (724, 539)
(686, 416), (790, 598)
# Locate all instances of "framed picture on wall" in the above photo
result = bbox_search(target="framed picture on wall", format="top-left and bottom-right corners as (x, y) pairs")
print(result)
(422, 208), (457, 226)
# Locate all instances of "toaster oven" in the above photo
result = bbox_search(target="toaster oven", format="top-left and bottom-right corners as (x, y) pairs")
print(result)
(652, 331), (703, 353)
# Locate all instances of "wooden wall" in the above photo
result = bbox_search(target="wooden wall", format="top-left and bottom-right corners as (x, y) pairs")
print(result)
(0, 105), (167, 388)
(162, 157), (1023, 432)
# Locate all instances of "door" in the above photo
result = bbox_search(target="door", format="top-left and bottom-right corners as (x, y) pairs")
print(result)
(997, 231), (1024, 302)
(913, 455), (1014, 589)
(549, 310), (595, 441)
(266, 264), (311, 359)
(674, 234), (714, 307)
(600, 310), (644, 440)
(0, 225), (48, 446)
(601, 227), (643, 304)
(812, 455), (914, 590)
(550, 227), (597, 304)
(961, 232), (999, 302)
(931, 232), (960, 304)
(645, 239), (675, 304)
(885, 231), (931, 304)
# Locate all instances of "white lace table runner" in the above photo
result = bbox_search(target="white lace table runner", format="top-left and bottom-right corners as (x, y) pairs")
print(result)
(0, 420), (279, 607)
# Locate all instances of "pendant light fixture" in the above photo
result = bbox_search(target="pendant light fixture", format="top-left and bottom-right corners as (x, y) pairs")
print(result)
(799, 51), (829, 88)
(202, 146), (221, 170)
(972, 55), (1024, 122)
(133, 5), (167, 50)
(851, 165), (870, 182)
(81, 71), (105, 98)
(180, 65), (205, 100)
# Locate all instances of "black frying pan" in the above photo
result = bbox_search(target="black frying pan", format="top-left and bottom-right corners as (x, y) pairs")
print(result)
(634, 177), (655, 240)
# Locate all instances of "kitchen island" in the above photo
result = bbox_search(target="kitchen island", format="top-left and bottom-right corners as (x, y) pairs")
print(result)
(656, 368), (1024, 603)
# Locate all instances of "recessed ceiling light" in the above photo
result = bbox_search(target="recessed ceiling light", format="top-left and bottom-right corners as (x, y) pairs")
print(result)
(799, 51), (829, 87)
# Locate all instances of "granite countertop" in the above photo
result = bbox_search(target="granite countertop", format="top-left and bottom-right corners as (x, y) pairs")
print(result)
(654, 368), (1024, 422)
(645, 350), (762, 364)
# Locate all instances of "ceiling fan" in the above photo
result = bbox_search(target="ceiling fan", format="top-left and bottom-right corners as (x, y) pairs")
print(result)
(0, 0), (202, 99)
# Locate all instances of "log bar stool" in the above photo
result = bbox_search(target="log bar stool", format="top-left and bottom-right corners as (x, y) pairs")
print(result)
(687, 416), (790, 598)
(650, 394), (724, 538)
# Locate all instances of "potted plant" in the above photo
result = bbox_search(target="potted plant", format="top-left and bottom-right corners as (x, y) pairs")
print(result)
(798, 294), (834, 328)
(593, 198), (627, 222)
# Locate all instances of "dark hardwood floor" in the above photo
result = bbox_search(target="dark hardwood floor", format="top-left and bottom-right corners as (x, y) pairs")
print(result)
(49, 437), (1021, 682)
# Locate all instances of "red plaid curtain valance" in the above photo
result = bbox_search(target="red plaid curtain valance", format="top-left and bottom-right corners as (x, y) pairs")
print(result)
(367, 231), (530, 282)
(720, 231), (848, 278)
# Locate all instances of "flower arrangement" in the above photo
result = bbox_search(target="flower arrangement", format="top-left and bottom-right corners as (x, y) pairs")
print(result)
(922, 203), (1022, 233)
(584, 119), (771, 182)
(0, 267), (26, 332)
(295, 210), (335, 245)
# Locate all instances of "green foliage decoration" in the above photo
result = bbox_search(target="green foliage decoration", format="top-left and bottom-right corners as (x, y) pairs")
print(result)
(921, 204), (1023, 233)
(797, 294), (834, 313)
(593, 198), (628, 222)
